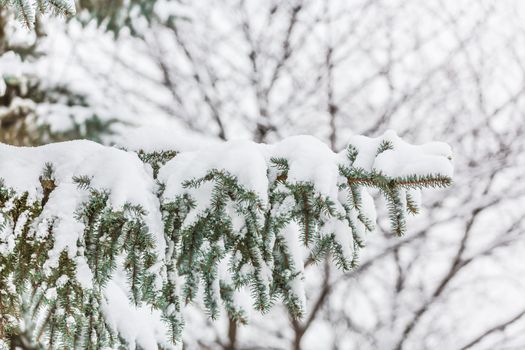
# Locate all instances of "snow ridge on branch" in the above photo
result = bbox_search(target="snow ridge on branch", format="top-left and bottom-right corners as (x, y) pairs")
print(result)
(0, 131), (452, 349)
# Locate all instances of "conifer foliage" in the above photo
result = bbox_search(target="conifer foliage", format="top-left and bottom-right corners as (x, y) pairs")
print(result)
(0, 0), (75, 28)
(0, 131), (453, 349)
(0, 6), (117, 146)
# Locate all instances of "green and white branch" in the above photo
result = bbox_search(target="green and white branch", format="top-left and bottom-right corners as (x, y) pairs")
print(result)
(0, 131), (453, 349)
(0, 0), (75, 28)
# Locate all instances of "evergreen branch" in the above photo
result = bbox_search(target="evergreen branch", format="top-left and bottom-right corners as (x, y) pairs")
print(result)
(405, 191), (419, 215)
(14, 0), (35, 28)
(376, 139), (394, 155)
(346, 144), (358, 164)
(0, 133), (452, 348)
(391, 173), (452, 189)
(48, 0), (75, 16)
(2, 0), (76, 28)
(72, 175), (92, 190)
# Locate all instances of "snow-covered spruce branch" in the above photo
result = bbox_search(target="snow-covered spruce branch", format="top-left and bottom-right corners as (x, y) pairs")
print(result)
(0, 131), (452, 349)
(0, 0), (76, 28)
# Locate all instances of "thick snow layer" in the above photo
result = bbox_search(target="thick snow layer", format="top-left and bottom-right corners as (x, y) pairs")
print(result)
(348, 130), (453, 177)
(0, 131), (452, 348)
(103, 271), (177, 350)
(159, 135), (339, 205)
(159, 140), (270, 223)
(282, 221), (307, 310)
(39, 182), (89, 275)
(0, 132), (452, 271)
(0, 140), (165, 273)
(271, 135), (341, 198)
(160, 130), (452, 212)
